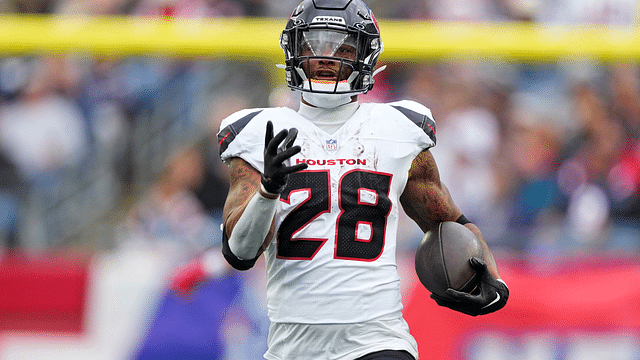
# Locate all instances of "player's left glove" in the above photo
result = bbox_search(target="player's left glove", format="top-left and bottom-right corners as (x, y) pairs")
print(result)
(261, 121), (308, 195)
(430, 257), (509, 316)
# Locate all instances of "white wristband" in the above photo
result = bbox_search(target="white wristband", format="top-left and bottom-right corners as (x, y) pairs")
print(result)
(259, 183), (280, 199)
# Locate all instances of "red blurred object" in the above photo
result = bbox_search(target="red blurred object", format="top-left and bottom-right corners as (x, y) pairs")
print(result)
(404, 257), (640, 360)
(0, 253), (90, 333)
(169, 259), (209, 297)
(162, 5), (176, 20)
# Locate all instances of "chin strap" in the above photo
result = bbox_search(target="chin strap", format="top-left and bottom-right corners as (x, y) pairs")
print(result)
(276, 63), (387, 109)
(301, 91), (353, 109)
(300, 77), (355, 109)
(372, 65), (387, 78)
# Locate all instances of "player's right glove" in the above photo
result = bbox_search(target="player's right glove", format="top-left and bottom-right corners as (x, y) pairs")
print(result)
(261, 120), (308, 194)
(430, 257), (509, 316)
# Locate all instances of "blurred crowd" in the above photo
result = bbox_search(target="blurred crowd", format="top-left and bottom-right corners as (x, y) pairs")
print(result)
(0, 0), (637, 259)
(0, 0), (637, 23)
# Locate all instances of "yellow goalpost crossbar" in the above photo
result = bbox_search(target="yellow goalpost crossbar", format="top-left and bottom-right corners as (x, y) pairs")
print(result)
(0, 15), (639, 62)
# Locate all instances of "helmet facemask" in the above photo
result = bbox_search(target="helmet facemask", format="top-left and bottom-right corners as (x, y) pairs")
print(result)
(280, 0), (384, 101)
(291, 29), (360, 101)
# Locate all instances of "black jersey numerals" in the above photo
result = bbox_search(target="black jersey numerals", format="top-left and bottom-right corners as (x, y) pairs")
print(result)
(277, 170), (331, 260)
(277, 169), (392, 262)
(335, 170), (392, 261)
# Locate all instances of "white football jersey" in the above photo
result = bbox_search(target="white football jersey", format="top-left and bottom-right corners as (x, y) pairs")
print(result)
(218, 100), (436, 324)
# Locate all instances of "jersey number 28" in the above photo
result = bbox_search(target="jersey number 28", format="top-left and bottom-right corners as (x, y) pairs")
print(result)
(277, 169), (392, 262)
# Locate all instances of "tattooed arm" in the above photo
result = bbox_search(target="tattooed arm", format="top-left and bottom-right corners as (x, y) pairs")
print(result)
(222, 157), (277, 259)
(220, 122), (305, 267)
(400, 149), (500, 279)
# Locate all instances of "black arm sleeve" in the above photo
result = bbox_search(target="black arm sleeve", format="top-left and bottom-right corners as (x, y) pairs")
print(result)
(221, 228), (260, 271)
(456, 214), (471, 225)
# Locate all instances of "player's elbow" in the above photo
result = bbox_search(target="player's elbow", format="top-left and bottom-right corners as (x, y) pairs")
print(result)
(221, 230), (259, 271)
(222, 247), (258, 271)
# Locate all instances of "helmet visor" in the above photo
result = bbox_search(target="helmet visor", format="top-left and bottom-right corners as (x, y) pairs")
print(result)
(297, 29), (357, 60)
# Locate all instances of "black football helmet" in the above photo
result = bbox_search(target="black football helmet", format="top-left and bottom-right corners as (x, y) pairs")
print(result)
(279, 0), (384, 95)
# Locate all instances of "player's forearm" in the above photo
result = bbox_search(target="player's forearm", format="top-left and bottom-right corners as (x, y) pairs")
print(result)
(222, 158), (277, 260)
(225, 187), (278, 260)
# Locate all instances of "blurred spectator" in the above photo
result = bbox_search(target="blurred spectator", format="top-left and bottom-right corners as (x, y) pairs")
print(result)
(427, 63), (503, 233)
(425, 0), (506, 21)
(607, 66), (640, 233)
(121, 141), (268, 360)
(607, 139), (640, 251)
(77, 57), (130, 175)
(496, 0), (541, 21)
(502, 121), (565, 253)
(537, 0), (638, 24)
(193, 92), (250, 213)
(0, 0), (55, 13)
(0, 56), (89, 187)
(0, 149), (23, 250)
(609, 64), (640, 138)
(370, 0), (429, 19)
(131, 0), (260, 18)
(54, 0), (133, 14)
(192, 138), (230, 217)
(0, 57), (34, 102)
(556, 81), (626, 249)
(263, 0), (302, 17)
(122, 144), (219, 262)
(400, 63), (443, 112)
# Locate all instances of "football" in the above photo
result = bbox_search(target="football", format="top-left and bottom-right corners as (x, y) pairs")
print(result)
(414, 221), (484, 297)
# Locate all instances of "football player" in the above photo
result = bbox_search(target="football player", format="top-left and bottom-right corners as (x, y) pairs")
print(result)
(172, 0), (509, 359)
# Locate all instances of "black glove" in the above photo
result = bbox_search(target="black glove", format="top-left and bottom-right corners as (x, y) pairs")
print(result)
(430, 257), (509, 316)
(261, 121), (308, 194)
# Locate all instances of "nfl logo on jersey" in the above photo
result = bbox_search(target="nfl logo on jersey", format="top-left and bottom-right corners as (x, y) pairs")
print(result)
(326, 139), (338, 151)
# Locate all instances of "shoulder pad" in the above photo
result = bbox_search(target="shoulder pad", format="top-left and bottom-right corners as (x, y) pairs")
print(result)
(217, 109), (264, 155)
(390, 102), (436, 145)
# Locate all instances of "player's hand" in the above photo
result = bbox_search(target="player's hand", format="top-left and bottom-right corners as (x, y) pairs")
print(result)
(261, 120), (308, 194)
(430, 257), (509, 316)
(170, 259), (209, 297)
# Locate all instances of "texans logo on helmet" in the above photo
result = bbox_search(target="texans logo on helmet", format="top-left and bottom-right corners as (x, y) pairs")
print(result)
(370, 9), (379, 32)
(290, 1), (304, 17)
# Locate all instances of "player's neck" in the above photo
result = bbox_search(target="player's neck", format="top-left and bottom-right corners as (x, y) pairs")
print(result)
(300, 95), (358, 108)
(298, 99), (359, 135)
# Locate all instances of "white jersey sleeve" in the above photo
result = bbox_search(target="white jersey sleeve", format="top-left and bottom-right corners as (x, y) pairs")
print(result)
(217, 108), (267, 172)
(387, 100), (437, 148)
